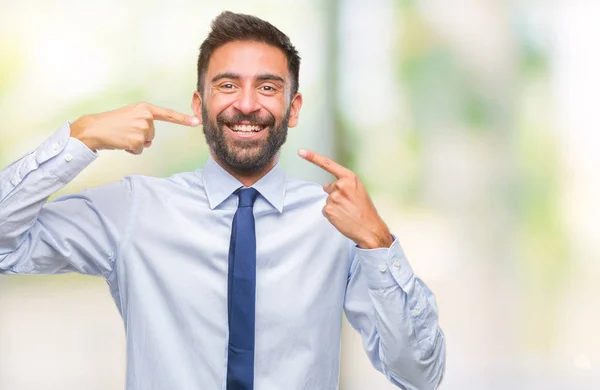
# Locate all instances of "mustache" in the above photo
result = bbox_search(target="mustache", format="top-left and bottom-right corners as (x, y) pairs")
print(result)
(216, 111), (275, 127)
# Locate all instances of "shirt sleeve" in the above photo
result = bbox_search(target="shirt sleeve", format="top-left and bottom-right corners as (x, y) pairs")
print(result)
(0, 122), (133, 277)
(343, 235), (446, 390)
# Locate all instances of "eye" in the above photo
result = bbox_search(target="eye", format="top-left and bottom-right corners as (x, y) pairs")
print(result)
(259, 85), (278, 93)
(216, 83), (238, 93)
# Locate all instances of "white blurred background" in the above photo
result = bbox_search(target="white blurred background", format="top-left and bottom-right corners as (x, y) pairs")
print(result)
(1, 0), (600, 389)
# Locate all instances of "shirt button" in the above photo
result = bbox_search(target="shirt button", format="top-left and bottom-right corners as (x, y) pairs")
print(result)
(393, 259), (402, 268)
(378, 264), (387, 273)
(411, 307), (421, 317)
(64, 154), (73, 162)
(10, 177), (19, 186)
(52, 143), (60, 152)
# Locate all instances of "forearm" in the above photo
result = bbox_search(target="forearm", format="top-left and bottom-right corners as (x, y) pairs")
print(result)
(346, 237), (446, 389)
(0, 122), (96, 257)
(368, 274), (445, 389)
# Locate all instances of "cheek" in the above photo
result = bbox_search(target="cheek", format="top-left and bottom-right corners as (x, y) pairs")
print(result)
(258, 99), (287, 121)
(209, 93), (237, 113)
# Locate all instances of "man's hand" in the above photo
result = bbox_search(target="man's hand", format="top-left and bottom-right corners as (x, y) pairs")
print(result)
(70, 102), (200, 154)
(298, 148), (393, 249)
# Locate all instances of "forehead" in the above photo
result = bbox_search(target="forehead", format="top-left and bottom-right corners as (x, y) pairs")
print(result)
(206, 40), (289, 81)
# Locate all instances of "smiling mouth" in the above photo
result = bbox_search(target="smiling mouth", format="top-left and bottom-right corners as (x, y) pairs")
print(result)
(226, 123), (267, 133)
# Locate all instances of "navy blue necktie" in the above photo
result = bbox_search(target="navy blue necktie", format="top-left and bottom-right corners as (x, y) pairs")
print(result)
(227, 187), (259, 390)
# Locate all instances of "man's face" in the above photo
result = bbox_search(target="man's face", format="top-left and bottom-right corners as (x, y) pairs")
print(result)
(193, 40), (302, 172)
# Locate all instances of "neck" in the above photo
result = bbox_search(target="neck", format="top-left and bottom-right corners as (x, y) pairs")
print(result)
(210, 151), (280, 188)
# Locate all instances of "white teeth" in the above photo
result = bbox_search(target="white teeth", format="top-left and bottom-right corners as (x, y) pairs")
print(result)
(230, 124), (262, 132)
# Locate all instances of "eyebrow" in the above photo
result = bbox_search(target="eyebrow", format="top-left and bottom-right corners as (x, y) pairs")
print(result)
(211, 72), (285, 84)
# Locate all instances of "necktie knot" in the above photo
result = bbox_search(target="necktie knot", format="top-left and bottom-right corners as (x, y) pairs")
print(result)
(237, 187), (259, 208)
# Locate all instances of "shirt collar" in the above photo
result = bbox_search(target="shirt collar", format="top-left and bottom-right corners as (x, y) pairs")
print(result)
(201, 155), (286, 213)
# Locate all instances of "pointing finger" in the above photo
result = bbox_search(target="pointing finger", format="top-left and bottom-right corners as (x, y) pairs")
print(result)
(147, 104), (200, 127)
(298, 148), (353, 179)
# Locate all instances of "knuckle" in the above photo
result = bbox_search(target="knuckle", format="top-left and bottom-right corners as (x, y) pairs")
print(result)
(131, 102), (146, 111)
(129, 134), (145, 149)
(133, 103), (152, 118)
(336, 182), (349, 196)
(135, 119), (150, 129)
(330, 191), (342, 203)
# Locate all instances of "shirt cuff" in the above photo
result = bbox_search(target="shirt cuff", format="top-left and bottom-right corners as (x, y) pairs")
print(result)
(39, 121), (98, 183)
(354, 235), (414, 290)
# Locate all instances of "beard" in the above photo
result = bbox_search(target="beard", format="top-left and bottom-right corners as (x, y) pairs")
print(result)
(201, 103), (290, 173)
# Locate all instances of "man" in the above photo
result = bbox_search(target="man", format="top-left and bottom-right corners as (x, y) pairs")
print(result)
(0, 11), (445, 390)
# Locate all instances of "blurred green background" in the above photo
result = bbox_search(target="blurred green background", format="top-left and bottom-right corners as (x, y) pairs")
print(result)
(1, 1), (599, 389)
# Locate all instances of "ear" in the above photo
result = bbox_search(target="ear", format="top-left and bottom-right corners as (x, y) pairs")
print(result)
(287, 92), (303, 128)
(191, 91), (204, 124)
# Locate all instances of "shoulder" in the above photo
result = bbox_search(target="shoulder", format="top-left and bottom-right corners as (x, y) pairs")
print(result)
(101, 171), (205, 204)
(126, 170), (202, 190)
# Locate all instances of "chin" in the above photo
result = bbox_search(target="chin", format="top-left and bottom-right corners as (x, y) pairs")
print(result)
(219, 150), (265, 171)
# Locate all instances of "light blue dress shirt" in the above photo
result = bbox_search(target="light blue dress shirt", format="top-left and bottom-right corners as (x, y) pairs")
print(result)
(0, 122), (446, 390)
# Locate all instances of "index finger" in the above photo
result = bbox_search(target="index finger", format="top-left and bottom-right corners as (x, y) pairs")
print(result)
(148, 104), (200, 127)
(298, 148), (353, 179)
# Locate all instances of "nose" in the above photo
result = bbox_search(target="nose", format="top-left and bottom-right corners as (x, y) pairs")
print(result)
(232, 88), (261, 115)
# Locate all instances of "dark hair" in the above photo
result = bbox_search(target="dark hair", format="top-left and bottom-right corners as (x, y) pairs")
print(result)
(196, 11), (300, 98)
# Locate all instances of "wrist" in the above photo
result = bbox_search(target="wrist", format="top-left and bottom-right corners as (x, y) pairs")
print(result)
(70, 115), (99, 151)
(356, 224), (393, 249)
